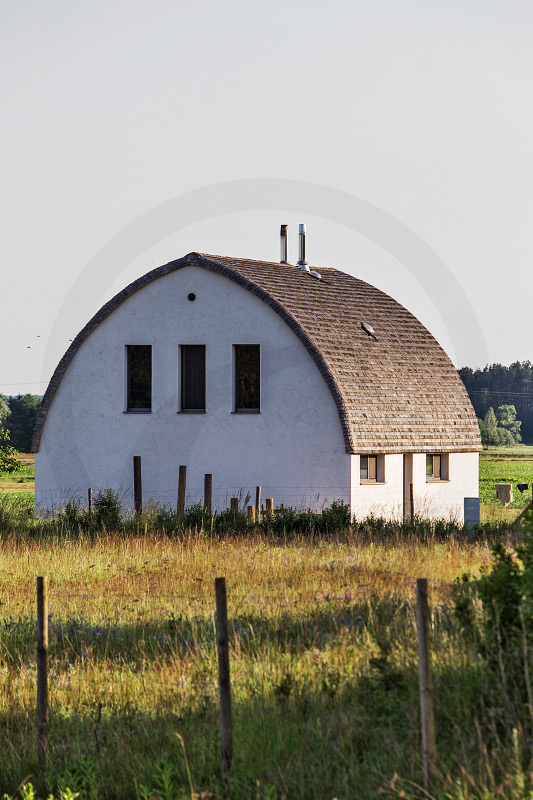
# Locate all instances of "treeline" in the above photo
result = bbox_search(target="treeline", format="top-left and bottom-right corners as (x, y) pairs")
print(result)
(0, 395), (42, 453)
(459, 361), (533, 444)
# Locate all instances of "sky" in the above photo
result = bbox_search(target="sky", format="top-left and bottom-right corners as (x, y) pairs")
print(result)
(2, 0), (532, 396)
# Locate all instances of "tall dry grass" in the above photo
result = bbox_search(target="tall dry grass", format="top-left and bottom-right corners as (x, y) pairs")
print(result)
(0, 529), (504, 799)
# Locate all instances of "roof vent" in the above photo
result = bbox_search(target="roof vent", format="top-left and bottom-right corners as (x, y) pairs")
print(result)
(280, 224), (289, 264)
(309, 269), (322, 280)
(297, 223), (309, 271)
(361, 322), (377, 340)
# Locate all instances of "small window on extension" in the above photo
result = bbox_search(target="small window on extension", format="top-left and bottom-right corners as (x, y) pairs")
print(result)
(235, 345), (260, 412)
(126, 345), (152, 411)
(360, 454), (385, 483)
(181, 345), (206, 411)
(426, 454), (449, 481)
(360, 455), (377, 481)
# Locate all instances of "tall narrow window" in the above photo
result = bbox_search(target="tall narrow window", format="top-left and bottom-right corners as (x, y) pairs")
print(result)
(235, 345), (260, 411)
(181, 345), (206, 411)
(126, 345), (152, 411)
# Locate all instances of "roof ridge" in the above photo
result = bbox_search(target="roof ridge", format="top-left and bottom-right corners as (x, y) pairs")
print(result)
(194, 251), (340, 273)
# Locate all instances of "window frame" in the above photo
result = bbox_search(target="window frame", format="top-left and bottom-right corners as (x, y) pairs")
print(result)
(180, 344), (206, 413)
(426, 453), (449, 482)
(360, 454), (385, 484)
(233, 344), (261, 413)
(125, 344), (152, 413)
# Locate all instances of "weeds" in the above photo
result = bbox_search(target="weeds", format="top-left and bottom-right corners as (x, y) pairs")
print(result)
(0, 493), (512, 543)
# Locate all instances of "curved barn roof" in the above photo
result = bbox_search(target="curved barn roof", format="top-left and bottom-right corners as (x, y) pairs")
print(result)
(31, 252), (482, 454)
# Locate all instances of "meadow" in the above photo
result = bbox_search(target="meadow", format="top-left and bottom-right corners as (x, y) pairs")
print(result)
(479, 455), (533, 507)
(0, 454), (530, 799)
(0, 505), (528, 800)
(0, 454), (35, 494)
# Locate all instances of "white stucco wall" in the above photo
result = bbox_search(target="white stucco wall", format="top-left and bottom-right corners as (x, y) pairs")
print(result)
(412, 452), (479, 523)
(350, 452), (479, 523)
(350, 454), (405, 520)
(35, 266), (351, 513)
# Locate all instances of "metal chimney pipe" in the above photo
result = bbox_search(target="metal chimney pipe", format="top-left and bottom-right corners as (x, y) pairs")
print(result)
(280, 224), (288, 264)
(297, 223), (309, 270)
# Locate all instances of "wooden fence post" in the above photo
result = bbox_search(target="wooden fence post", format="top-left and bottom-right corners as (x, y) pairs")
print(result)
(88, 488), (93, 515)
(133, 456), (142, 516)
(265, 498), (274, 518)
(230, 497), (239, 512)
(37, 577), (49, 763)
(215, 577), (233, 776)
(247, 505), (255, 523)
(416, 578), (437, 793)
(177, 465), (187, 517)
(255, 486), (261, 518)
(204, 474), (212, 514)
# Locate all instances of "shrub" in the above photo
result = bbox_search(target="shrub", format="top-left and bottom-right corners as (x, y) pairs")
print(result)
(452, 510), (533, 716)
(267, 506), (318, 535)
(60, 500), (90, 531)
(93, 488), (122, 529)
(320, 499), (351, 533)
(184, 502), (215, 533)
(454, 515), (533, 638)
(215, 506), (248, 534)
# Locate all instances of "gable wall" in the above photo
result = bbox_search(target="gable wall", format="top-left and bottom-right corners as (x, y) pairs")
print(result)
(35, 267), (350, 513)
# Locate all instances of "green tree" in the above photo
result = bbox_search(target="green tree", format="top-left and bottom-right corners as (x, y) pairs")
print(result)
(0, 429), (22, 474)
(480, 407), (499, 446)
(496, 403), (522, 444)
(0, 395), (10, 429)
(6, 394), (41, 452)
(478, 404), (523, 446)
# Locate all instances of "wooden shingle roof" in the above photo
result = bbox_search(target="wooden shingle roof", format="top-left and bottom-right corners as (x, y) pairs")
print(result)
(31, 252), (482, 454)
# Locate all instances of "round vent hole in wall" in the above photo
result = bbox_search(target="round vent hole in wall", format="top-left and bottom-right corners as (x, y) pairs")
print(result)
(188, 293), (196, 301)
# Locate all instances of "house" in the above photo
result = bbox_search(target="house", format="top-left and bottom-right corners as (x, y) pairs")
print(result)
(32, 227), (481, 520)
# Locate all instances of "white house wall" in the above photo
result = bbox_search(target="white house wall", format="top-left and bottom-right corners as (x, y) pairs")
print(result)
(350, 452), (479, 522)
(412, 452), (479, 523)
(35, 266), (351, 513)
(350, 454), (404, 520)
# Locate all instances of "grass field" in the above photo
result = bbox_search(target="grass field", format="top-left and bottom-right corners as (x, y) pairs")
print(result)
(0, 454), (35, 493)
(481, 445), (533, 457)
(479, 447), (533, 508)
(0, 528), (509, 800)
(0, 451), (532, 797)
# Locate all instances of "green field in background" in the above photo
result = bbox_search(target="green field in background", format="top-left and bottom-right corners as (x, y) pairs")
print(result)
(479, 449), (533, 507)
